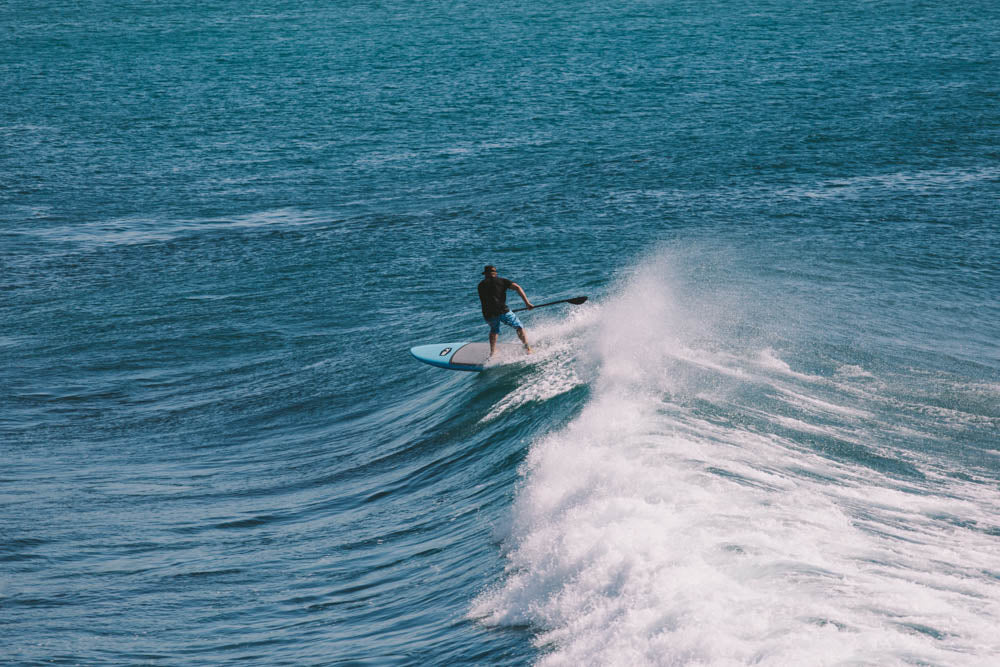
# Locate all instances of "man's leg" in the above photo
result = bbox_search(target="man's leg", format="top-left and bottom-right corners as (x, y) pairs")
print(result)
(515, 327), (532, 354)
(486, 316), (500, 356)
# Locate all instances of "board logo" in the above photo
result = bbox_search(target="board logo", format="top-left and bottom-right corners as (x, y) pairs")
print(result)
(439, 347), (452, 356)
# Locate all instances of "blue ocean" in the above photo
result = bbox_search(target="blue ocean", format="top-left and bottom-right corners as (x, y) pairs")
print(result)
(3, 1), (999, 664)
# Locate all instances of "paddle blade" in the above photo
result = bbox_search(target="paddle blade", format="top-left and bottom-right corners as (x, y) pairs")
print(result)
(567, 296), (588, 305)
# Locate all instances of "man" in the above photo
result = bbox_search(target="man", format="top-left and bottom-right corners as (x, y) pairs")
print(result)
(477, 265), (534, 356)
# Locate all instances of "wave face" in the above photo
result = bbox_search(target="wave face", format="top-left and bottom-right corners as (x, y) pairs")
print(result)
(472, 250), (1000, 665)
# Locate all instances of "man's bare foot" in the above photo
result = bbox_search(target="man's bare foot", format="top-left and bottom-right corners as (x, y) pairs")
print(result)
(524, 346), (533, 354)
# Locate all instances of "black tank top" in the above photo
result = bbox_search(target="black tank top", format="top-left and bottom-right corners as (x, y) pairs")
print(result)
(478, 276), (513, 318)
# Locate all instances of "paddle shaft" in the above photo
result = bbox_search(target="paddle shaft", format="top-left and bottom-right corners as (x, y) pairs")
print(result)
(512, 296), (588, 313)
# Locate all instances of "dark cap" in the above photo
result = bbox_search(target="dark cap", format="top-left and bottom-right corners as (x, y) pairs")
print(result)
(482, 265), (497, 275)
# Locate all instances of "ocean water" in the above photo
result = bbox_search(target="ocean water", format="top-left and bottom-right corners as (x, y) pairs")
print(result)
(3, 0), (999, 664)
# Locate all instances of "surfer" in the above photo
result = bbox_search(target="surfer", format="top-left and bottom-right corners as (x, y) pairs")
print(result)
(478, 265), (534, 356)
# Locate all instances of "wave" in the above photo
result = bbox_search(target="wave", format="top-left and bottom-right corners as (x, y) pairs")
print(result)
(471, 250), (1000, 665)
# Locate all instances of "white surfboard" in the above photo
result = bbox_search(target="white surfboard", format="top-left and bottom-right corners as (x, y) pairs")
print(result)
(409, 342), (528, 372)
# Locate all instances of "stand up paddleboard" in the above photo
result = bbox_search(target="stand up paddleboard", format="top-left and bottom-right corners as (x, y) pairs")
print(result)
(409, 296), (586, 372)
(410, 342), (528, 372)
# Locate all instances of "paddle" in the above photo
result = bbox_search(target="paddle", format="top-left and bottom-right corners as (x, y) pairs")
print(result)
(512, 296), (588, 313)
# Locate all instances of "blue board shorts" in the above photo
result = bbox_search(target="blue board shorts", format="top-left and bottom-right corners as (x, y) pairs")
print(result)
(485, 311), (524, 334)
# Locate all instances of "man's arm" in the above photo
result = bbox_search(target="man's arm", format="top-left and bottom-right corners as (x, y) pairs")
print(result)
(510, 282), (533, 309)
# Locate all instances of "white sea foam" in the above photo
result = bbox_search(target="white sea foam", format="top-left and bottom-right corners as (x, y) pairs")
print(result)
(773, 166), (1000, 201)
(835, 364), (876, 380)
(771, 385), (872, 420)
(480, 306), (604, 422)
(481, 344), (584, 422)
(17, 209), (324, 247)
(472, 252), (1000, 665)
